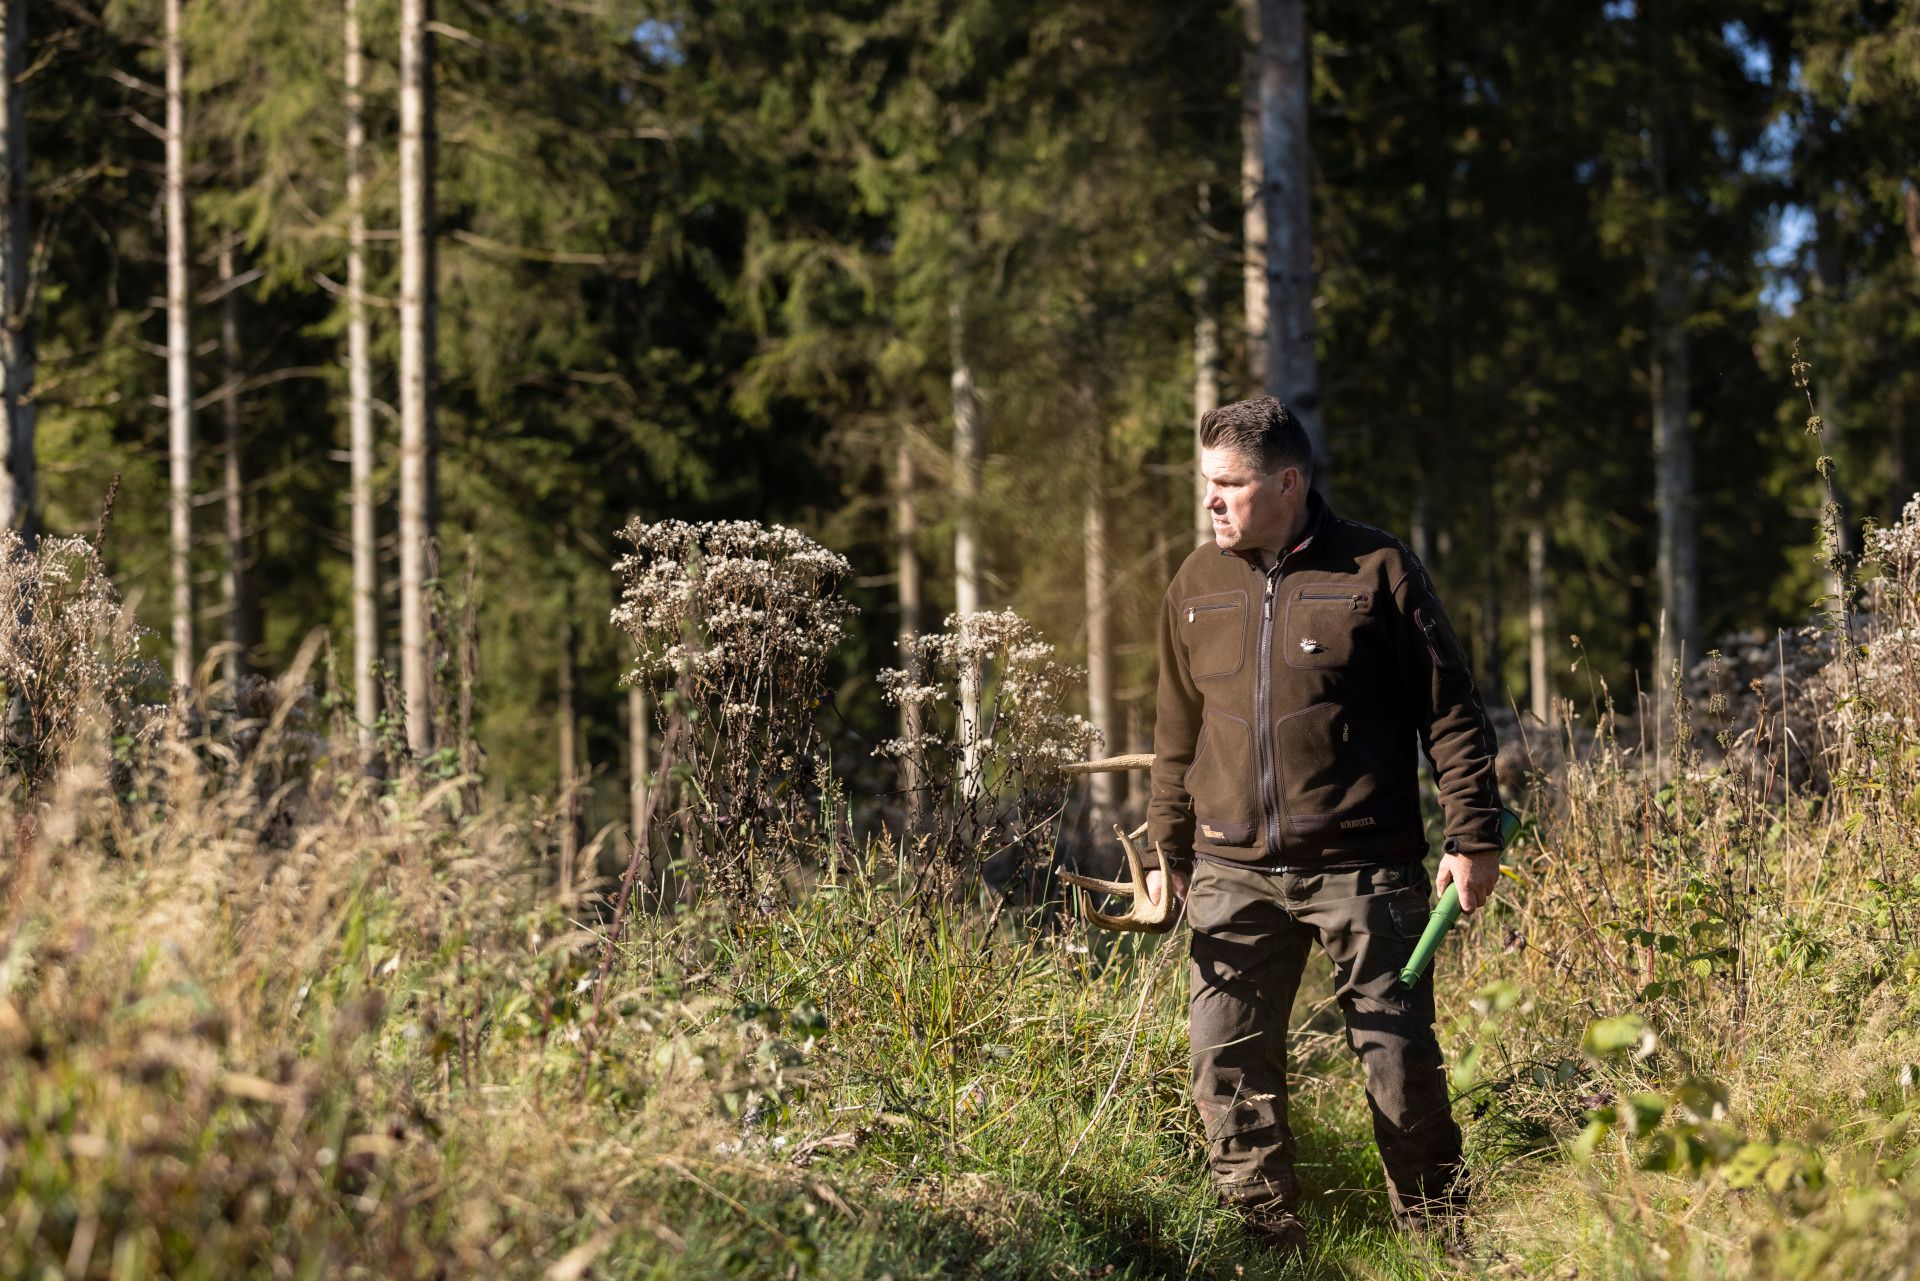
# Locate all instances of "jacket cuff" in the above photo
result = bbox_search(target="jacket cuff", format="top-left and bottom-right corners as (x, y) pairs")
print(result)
(1159, 846), (1195, 872)
(1442, 833), (1502, 856)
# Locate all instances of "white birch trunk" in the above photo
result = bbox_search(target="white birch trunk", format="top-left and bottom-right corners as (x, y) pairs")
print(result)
(1527, 469), (1550, 724)
(1193, 187), (1220, 547)
(1238, 0), (1266, 389)
(1256, 0), (1327, 494)
(1084, 423), (1116, 839)
(895, 430), (924, 831)
(0, 0), (34, 537)
(1648, 16), (1696, 692)
(398, 0), (436, 754)
(166, 0), (193, 691)
(1651, 257), (1697, 682)
(557, 573), (577, 901)
(950, 297), (983, 804)
(346, 0), (377, 743)
(218, 245), (253, 686)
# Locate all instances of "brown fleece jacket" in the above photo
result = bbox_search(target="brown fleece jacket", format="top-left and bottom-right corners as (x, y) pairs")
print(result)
(1148, 491), (1504, 871)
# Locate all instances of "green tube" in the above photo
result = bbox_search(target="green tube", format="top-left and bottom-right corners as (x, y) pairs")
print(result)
(1399, 884), (1463, 988)
(1398, 808), (1522, 989)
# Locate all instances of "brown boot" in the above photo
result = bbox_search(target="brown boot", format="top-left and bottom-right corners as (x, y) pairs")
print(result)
(1228, 1197), (1308, 1256)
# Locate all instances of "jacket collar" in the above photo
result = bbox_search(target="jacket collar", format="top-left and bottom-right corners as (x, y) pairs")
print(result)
(1224, 488), (1335, 567)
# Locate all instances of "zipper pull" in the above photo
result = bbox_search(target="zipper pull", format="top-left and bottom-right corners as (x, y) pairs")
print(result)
(1263, 577), (1275, 621)
(1186, 606), (1195, 623)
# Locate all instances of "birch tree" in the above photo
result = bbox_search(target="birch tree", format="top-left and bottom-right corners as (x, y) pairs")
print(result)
(1252, 0), (1326, 494)
(398, 0), (435, 754)
(345, 0), (376, 740)
(950, 294), (983, 801)
(217, 243), (256, 684)
(895, 428), (924, 829)
(0, 0), (33, 538)
(1648, 5), (1698, 684)
(1083, 418), (1116, 837)
(166, 0), (193, 691)
(1238, 0), (1265, 390)
(1194, 192), (1220, 547)
(1527, 462), (1550, 724)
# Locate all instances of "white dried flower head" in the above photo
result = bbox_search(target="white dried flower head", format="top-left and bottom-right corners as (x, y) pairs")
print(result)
(608, 519), (856, 905)
(0, 532), (156, 790)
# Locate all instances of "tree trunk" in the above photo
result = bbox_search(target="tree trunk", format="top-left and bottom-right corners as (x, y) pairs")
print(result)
(950, 296), (983, 804)
(894, 429), (924, 833)
(1410, 487), (1432, 569)
(0, 0), (34, 539)
(1651, 260), (1696, 685)
(1811, 180), (1855, 589)
(218, 246), (257, 687)
(1527, 466), (1549, 724)
(166, 0), (193, 692)
(1649, 15), (1697, 694)
(557, 568), (577, 902)
(346, 0), (377, 744)
(1650, 229), (1697, 689)
(1193, 186), (1220, 548)
(1238, 0), (1266, 390)
(1904, 182), (1920, 518)
(1125, 697), (1148, 815)
(1084, 421), (1116, 840)
(1255, 0), (1326, 494)
(1905, 180), (1920, 263)
(398, 0), (437, 755)
(1479, 495), (1503, 706)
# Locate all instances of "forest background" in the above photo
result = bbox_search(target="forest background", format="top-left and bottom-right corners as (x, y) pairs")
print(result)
(5, 0), (1916, 838)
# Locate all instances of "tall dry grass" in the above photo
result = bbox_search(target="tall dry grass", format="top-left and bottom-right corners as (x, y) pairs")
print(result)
(7, 458), (1920, 1277)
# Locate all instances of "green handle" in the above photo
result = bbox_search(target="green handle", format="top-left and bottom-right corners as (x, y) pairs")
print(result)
(1398, 808), (1522, 989)
(1399, 884), (1462, 988)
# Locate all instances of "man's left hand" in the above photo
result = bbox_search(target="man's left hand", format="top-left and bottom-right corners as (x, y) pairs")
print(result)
(1435, 849), (1501, 913)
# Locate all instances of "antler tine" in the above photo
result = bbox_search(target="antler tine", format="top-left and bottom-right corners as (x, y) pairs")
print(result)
(1061, 823), (1176, 933)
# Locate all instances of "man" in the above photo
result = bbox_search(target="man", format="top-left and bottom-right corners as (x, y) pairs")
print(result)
(1144, 395), (1505, 1251)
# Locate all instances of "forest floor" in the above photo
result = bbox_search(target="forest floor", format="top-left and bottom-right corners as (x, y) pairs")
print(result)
(8, 746), (1920, 1280)
(8, 524), (1920, 1277)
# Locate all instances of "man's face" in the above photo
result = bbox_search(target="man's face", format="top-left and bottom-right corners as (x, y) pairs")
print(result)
(1201, 446), (1304, 554)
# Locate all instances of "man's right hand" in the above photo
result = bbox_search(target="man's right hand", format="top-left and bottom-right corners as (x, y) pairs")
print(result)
(1146, 865), (1190, 908)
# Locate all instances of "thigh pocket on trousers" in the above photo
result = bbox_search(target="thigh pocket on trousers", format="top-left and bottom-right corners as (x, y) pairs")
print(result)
(1339, 886), (1435, 1018)
(1189, 929), (1288, 1142)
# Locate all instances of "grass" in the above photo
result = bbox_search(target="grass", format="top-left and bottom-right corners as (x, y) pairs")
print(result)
(9, 517), (1920, 1278)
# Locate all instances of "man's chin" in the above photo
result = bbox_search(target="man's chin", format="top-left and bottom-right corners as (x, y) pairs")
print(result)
(1212, 529), (1239, 551)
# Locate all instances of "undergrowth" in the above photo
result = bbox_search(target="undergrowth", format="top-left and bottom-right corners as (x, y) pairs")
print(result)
(8, 422), (1920, 1276)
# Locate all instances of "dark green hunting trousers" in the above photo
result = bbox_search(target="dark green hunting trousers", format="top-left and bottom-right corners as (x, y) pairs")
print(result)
(1185, 856), (1465, 1221)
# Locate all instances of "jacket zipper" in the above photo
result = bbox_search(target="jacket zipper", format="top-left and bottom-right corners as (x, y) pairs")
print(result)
(1257, 567), (1281, 856)
(1257, 537), (1326, 857)
(1186, 600), (1237, 623)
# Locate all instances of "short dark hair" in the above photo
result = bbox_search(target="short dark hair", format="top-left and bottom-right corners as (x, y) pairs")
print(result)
(1198, 395), (1312, 479)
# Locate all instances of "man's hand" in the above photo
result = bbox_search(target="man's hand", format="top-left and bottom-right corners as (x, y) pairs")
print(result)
(1145, 866), (1190, 909)
(1435, 849), (1501, 913)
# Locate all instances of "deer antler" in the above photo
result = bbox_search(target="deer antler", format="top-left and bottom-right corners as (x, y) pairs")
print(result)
(1060, 821), (1177, 934)
(1060, 753), (1154, 776)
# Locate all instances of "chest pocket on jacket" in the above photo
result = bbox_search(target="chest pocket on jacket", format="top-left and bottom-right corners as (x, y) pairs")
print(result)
(1284, 586), (1375, 669)
(1181, 590), (1247, 680)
